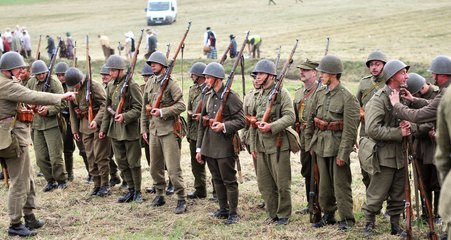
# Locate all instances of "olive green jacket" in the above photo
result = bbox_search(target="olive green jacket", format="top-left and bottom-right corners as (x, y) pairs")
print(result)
(186, 83), (204, 141)
(0, 75), (61, 147)
(293, 81), (320, 149)
(26, 76), (64, 130)
(356, 74), (385, 137)
(249, 84), (295, 154)
(140, 74), (185, 137)
(101, 76), (142, 141)
(241, 88), (257, 147)
(305, 83), (359, 162)
(69, 77), (106, 135)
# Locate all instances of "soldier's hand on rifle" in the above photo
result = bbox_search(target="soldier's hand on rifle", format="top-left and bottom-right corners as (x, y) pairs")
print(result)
(336, 158), (345, 167)
(192, 113), (201, 121)
(210, 121), (224, 133)
(150, 108), (161, 117)
(257, 121), (271, 133)
(89, 121), (98, 129)
(114, 113), (124, 123)
(142, 132), (149, 144)
(37, 106), (48, 116)
(400, 120), (411, 136)
(195, 152), (204, 164)
(99, 131), (106, 139)
(73, 132), (81, 141)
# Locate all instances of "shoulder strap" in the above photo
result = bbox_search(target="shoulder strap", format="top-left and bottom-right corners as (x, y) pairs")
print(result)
(361, 79), (385, 102)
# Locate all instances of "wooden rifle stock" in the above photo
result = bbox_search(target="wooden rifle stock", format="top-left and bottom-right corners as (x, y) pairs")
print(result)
(151, 22), (191, 111)
(42, 39), (62, 92)
(261, 39), (298, 123)
(213, 31), (249, 123)
(116, 29), (144, 115)
(404, 137), (413, 240)
(309, 151), (321, 223)
(219, 42), (233, 65)
(36, 35), (42, 60)
(86, 36), (94, 123)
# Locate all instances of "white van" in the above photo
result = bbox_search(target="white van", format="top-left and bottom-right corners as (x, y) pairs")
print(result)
(145, 0), (177, 26)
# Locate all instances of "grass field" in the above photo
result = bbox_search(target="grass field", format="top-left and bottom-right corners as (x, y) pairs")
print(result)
(1, 0), (450, 239)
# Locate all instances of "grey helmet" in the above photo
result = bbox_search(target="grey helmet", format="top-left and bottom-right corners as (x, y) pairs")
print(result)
(100, 64), (109, 75)
(203, 62), (225, 79)
(316, 55), (343, 74)
(55, 62), (69, 74)
(64, 67), (84, 87)
(31, 60), (49, 75)
(406, 73), (426, 95)
(190, 62), (207, 77)
(382, 60), (410, 81)
(146, 51), (168, 67)
(252, 59), (276, 76)
(141, 64), (153, 76)
(428, 55), (451, 75)
(105, 55), (125, 70)
(0, 51), (27, 70)
(365, 51), (387, 68)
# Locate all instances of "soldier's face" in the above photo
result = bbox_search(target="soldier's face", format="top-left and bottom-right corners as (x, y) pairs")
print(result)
(101, 74), (112, 84)
(36, 72), (47, 81)
(433, 73), (450, 88)
(299, 69), (316, 83)
(391, 68), (409, 88)
(57, 74), (65, 83)
(369, 61), (384, 77)
(319, 72), (332, 85)
(205, 76), (216, 89)
(109, 69), (120, 79)
(10, 67), (25, 79)
(150, 63), (163, 75)
(255, 72), (273, 89)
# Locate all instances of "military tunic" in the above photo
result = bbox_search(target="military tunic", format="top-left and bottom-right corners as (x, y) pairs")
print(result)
(305, 83), (359, 223)
(69, 78), (111, 187)
(26, 76), (66, 184)
(362, 85), (407, 223)
(101, 75), (142, 191)
(0, 75), (62, 224)
(249, 85), (295, 219)
(187, 82), (206, 196)
(197, 85), (245, 215)
(141, 74), (186, 200)
(242, 88), (258, 174)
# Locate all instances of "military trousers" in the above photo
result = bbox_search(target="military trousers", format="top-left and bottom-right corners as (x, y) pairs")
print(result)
(149, 133), (185, 200)
(257, 150), (292, 219)
(83, 132), (111, 187)
(205, 156), (238, 215)
(300, 148), (312, 203)
(62, 119), (75, 177)
(5, 146), (37, 224)
(362, 166), (405, 222)
(74, 133), (89, 175)
(33, 127), (66, 183)
(111, 139), (142, 191)
(316, 155), (354, 222)
(189, 139), (206, 195)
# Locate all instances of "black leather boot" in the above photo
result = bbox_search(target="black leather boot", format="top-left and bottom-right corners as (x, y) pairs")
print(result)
(8, 223), (37, 237)
(24, 214), (45, 230)
(118, 188), (135, 203)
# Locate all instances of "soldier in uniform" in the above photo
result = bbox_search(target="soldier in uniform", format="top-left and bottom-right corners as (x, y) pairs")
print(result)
(362, 60), (412, 236)
(141, 51), (187, 213)
(305, 55), (359, 231)
(0, 52), (76, 237)
(293, 59), (320, 214)
(100, 55), (143, 202)
(195, 62), (245, 224)
(186, 62), (208, 199)
(66, 67), (112, 197)
(355, 51), (387, 189)
(248, 59), (295, 225)
(26, 60), (67, 191)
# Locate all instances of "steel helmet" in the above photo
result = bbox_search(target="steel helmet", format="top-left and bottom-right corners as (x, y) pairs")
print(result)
(100, 64), (109, 75)
(316, 55), (343, 74)
(55, 62), (69, 74)
(146, 51), (168, 67)
(0, 51), (27, 70)
(406, 73), (426, 95)
(190, 62), (207, 77)
(365, 51), (387, 68)
(31, 60), (49, 75)
(252, 59), (276, 76)
(428, 55), (451, 75)
(64, 67), (84, 87)
(141, 64), (153, 76)
(105, 55), (125, 70)
(382, 60), (410, 81)
(203, 62), (224, 79)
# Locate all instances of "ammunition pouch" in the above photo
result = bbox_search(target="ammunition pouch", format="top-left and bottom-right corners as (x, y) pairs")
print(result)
(173, 116), (187, 140)
(295, 122), (307, 135)
(202, 115), (210, 127)
(74, 107), (98, 120)
(17, 106), (34, 123)
(313, 117), (343, 131)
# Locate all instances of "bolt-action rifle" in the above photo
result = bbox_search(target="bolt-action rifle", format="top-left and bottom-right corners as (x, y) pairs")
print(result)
(73, 41), (77, 67)
(309, 151), (321, 223)
(219, 41), (233, 64)
(36, 35), (42, 60)
(324, 36), (330, 56)
(85, 36), (94, 123)
(42, 39), (61, 93)
(404, 136), (413, 240)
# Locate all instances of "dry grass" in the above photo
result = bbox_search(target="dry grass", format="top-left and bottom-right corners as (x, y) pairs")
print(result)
(0, 0), (449, 239)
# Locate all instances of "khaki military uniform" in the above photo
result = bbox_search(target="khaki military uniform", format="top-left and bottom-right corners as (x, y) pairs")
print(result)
(141, 74), (186, 200)
(242, 88), (257, 173)
(26, 76), (66, 184)
(356, 74), (385, 188)
(187, 82), (206, 196)
(305, 83), (359, 223)
(101, 76), (142, 191)
(435, 87), (451, 235)
(361, 85), (407, 224)
(0, 75), (62, 224)
(250, 85), (295, 219)
(70, 78), (110, 187)
(197, 85), (245, 216)
(139, 83), (150, 166)
(293, 81), (320, 203)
